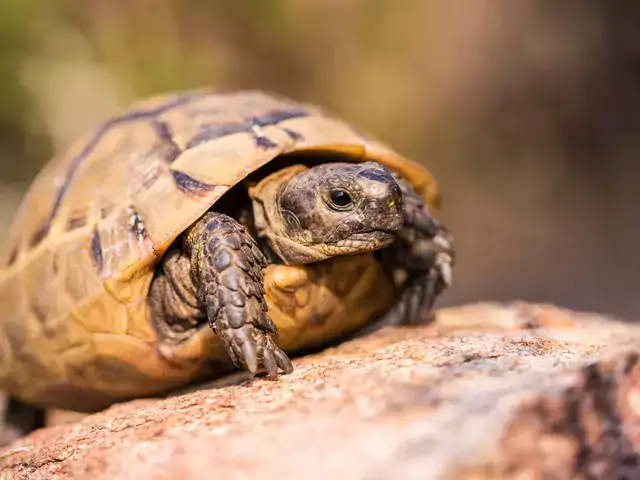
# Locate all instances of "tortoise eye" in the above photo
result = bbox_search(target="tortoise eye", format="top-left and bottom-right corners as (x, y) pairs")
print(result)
(329, 189), (353, 210)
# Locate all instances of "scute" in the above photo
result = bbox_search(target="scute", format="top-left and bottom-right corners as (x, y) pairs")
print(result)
(0, 89), (440, 410)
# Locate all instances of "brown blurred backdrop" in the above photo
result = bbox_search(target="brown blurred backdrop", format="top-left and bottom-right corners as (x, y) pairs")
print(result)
(0, 1), (638, 318)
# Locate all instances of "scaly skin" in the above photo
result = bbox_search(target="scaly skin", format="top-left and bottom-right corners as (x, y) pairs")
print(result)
(186, 213), (293, 378)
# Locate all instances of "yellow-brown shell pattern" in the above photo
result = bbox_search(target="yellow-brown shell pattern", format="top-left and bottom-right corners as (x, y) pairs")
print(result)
(0, 90), (439, 410)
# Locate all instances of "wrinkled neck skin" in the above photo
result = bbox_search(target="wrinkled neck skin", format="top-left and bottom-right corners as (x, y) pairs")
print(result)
(249, 164), (321, 265)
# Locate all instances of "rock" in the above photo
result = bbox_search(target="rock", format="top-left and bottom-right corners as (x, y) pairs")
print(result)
(1, 302), (639, 479)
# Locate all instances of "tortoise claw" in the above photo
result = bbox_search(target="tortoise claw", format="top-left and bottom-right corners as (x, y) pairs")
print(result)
(437, 253), (453, 288)
(240, 334), (258, 373)
(257, 333), (292, 379)
(259, 338), (279, 379)
(273, 345), (294, 375)
(221, 323), (292, 378)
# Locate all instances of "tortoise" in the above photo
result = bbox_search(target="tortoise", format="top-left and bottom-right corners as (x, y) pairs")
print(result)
(0, 90), (454, 435)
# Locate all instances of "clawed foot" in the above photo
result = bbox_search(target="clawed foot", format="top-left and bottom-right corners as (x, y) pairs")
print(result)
(219, 323), (293, 378)
(402, 228), (454, 324)
(394, 231), (454, 326)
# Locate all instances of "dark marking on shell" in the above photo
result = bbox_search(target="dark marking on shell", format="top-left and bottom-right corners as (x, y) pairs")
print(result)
(150, 119), (174, 146)
(67, 211), (88, 230)
(91, 228), (104, 272)
(39, 92), (208, 247)
(7, 247), (18, 266)
(186, 107), (310, 149)
(31, 301), (47, 324)
(128, 207), (148, 242)
(171, 170), (216, 198)
(255, 135), (278, 149)
(282, 128), (304, 142)
(150, 119), (182, 164)
(252, 108), (309, 127)
(30, 223), (50, 248)
(187, 123), (255, 149)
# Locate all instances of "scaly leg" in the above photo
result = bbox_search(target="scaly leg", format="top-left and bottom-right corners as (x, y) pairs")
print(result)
(368, 176), (455, 331)
(185, 212), (293, 378)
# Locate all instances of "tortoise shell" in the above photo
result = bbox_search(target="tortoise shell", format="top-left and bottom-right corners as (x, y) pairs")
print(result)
(0, 90), (440, 411)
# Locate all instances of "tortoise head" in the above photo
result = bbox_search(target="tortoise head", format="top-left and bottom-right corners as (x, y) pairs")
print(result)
(250, 161), (403, 264)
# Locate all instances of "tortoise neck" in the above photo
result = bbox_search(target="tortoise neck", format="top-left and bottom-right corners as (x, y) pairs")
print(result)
(249, 164), (310, 264)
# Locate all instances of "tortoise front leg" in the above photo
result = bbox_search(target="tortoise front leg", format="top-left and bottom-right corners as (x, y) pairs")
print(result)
(372, 177), (455, 329)
(186, 212), (293, 378)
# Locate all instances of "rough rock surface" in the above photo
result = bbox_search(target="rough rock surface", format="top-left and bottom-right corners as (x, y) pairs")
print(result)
(1, 302), (640, 479)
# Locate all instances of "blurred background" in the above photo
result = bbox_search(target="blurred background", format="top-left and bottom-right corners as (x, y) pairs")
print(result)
(0, 1), (638, 318)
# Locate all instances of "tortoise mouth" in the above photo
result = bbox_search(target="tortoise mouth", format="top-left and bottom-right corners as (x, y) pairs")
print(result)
(325, 231), (395, 252)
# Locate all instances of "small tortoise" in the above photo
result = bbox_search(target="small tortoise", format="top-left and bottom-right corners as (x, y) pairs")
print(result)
(0, 90), (454, 434)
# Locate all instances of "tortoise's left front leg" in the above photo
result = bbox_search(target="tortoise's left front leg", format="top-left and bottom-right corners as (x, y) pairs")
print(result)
(373, 177), (455, 329)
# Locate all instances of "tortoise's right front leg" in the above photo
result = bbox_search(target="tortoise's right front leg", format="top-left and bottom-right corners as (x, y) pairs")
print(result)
(185, 212), (293, 378)
(358, 177), (454, 336)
